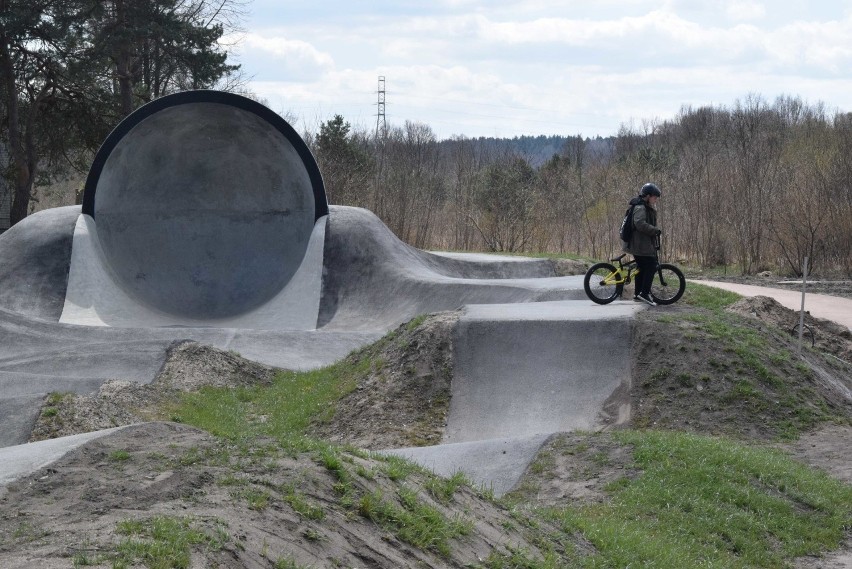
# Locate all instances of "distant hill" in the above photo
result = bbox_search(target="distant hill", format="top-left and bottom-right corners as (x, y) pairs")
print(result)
(438, 134), (615, 168)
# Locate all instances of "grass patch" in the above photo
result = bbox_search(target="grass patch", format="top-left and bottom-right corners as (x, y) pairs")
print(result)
(282, 484), (325, 520)
(167, 356), (371, 449)
(111, 516), (225, 569)
(358, 488), (472, 556)
(643, 304), (841, 440)
(548, 430), (852, 568)
(682, 282), (741, 311)
(406, 313), (429, 331)
(425, 470), (470, 504)
(108, 450), (131, 462)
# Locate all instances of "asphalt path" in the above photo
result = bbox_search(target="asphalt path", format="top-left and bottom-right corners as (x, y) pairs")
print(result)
(694, 280), (852, 332)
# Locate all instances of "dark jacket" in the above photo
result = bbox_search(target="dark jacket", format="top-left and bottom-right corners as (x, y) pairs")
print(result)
(622, 196), (660, 256)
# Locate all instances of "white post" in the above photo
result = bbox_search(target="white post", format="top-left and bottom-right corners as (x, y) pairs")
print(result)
(798, 257), (808, 355)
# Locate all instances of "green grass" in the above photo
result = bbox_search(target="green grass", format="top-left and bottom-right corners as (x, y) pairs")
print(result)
(282, 483), (325, 520)
(543, 430), (852, 568)
(682, 282), (742, 311)
(358, 488), (472, 556)
(425, 470), (470, 503)
(109, 449), (131, 462)
(647, 303), (839, 439)
(110, 516), (226, 569)
(168, 355), (372, 449)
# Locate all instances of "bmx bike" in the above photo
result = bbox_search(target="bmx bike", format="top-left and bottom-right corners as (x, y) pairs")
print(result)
(584, 253), (686, 305)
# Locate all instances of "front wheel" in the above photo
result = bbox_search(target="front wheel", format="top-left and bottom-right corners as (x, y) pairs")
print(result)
(584, 263), (623, 304)
(790, 322), (815, 347)
(650, 263), (686, 305)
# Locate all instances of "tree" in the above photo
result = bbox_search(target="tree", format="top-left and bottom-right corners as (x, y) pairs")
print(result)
(471, 155), (539, 252)
(0, 0), (244, 225)
(379, 121), (443, 246)
(723, 94), (785, 273)
(89, 0), (244, 115)
(0, 0), (109, 225)
(315, 114), (373, 206)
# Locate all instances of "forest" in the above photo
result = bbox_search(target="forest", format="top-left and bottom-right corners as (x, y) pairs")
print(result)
(312, 96), (852, 278)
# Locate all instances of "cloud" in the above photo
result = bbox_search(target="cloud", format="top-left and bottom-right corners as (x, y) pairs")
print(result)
(231, 33), (335, 79)
(238, 2), (852, 138)
(725, 1), (766, 22)
(766, 18), (852, 73)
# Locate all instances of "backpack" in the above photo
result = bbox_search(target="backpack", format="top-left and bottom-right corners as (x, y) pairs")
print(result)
(619, 204), (637, 243)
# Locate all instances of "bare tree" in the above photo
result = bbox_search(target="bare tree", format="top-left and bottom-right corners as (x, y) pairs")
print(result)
(470, 153), (539, 252)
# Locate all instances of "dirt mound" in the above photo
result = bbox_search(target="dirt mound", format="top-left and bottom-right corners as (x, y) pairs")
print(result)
(29, 341), (276, 441)
(629, 302), (852, 442)
(553, 257), (589, 276)
(310, 311), (459, 449)
(29, 314), (458, 451)
(728, 295), (852, 362)
(2, 422), (582, 568)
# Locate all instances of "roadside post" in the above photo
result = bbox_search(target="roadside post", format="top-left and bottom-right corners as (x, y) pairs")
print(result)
(798, 257), (808, 356)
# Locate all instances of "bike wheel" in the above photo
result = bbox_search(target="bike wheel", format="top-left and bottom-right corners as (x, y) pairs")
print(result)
(584, 263), (623, 304)
(650, 263), (685, 305)
(790, 323), (816, 347)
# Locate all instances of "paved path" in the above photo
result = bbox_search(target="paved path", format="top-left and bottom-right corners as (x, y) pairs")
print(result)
(694, 280), (852, 332)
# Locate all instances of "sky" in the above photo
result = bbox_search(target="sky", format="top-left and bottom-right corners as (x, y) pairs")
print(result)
(225, 0), (852, 140)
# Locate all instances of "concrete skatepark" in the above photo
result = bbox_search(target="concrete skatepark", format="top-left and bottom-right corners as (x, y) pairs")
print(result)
(0, 91), (643, 497)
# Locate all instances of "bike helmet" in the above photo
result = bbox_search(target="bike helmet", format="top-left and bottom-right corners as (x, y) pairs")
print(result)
(640, 182), (661, 197)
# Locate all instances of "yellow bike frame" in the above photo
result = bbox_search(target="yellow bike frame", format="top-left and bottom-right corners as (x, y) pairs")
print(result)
(600, 257), (640, 286)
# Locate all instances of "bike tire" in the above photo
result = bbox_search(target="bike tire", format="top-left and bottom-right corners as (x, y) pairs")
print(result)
(584, 262), (623, 304)
(650, 263), (686, 305)
(790, 323), (816, 348)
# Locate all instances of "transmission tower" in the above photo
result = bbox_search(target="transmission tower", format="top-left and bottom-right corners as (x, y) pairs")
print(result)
(375, 76), (387, 138)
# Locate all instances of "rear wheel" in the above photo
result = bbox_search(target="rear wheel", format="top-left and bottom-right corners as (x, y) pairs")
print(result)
(584, 263), (623, 304)
(650, 263), (686, 305)
(790, 322), (815, 347)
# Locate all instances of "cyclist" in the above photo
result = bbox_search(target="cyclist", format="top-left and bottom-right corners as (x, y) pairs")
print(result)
(623, 182), (662, 306)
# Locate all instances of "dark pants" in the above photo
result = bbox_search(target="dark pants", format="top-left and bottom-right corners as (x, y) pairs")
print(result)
(635, 255), (657, 296)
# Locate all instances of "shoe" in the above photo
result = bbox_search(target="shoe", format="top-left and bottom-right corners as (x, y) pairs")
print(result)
(633, 295), (641, 302)
(637, 293), (657, 307)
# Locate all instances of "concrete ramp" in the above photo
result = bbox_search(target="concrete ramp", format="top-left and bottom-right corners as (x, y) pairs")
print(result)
(445, 301), (638, 443)
(383, 300), (639, 496)
(318, 206), (587, 331)
(0, 427), (130, 488)
(0, 207), (78, 320)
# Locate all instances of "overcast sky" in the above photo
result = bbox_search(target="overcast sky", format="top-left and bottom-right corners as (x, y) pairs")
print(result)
(227, 0), (852, 140)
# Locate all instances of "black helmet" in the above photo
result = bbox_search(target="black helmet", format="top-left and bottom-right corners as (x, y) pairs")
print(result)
(640, 182), (661, 197)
